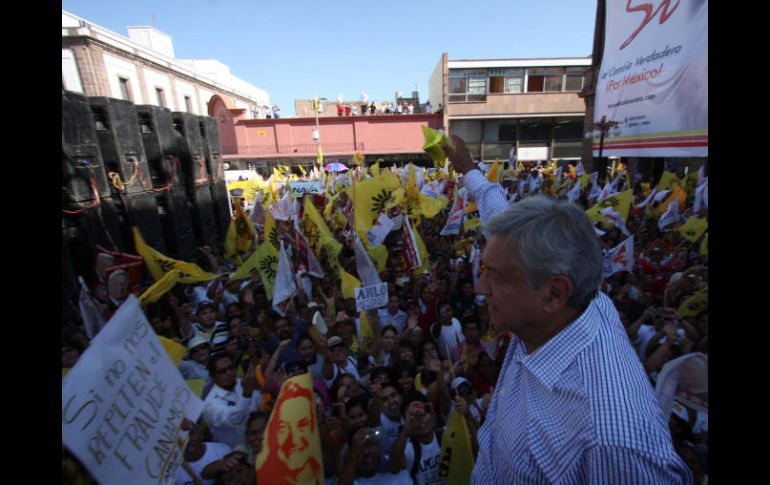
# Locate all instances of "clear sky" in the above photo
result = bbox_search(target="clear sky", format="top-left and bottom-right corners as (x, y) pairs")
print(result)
(62, 0), (598, 117)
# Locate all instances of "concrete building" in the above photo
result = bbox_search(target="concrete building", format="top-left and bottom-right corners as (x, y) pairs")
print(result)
(295, 91), (424, 118)
(429, 53), (592, 163)
(61, 10), (270, 142)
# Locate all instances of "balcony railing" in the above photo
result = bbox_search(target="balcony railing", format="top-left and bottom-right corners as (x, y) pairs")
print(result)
(222, 142), (366, 156)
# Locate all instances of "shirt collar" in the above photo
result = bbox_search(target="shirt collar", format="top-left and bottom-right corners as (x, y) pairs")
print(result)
(515, 293), (605, 390)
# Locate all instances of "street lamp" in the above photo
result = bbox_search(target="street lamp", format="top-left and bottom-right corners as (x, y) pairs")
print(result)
(593, 115), (619, 183)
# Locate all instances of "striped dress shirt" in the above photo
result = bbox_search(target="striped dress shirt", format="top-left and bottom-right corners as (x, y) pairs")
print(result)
(471, 292), (692, 484)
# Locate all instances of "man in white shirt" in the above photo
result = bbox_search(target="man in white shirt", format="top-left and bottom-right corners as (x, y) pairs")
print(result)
(201, 353), (262, 448)
(430, 302), (464, 360)
(378, 295), (407, 334)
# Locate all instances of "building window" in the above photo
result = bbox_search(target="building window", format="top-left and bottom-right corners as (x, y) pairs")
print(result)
(119, 77), (132, 101)
(448, 69), (487, 102)
(489, 69), (524, 94)
(526, 68), (563, 93)
(185, 96), (193, 112)
(564, 67), (585, 91)
(156, 88), (166, 107)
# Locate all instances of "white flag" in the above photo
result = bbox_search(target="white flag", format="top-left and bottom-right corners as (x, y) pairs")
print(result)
(609, 172), (624, 191)
(78, 276), (106, 339)
(272, 241), (297, 316)
(597, 182), (617, 203)
(518, 176), (528, 197)
(470, 244), (481, 289)
(567, 178), (582, 203)
(636, 187), (658, 209)
(694, 181), (707, 214)
(589, 171), (598, 186)
(293, 215), (324, 278)
(354, 234), (382, 287)
(555, 166), (564, 186)
(658, 199), (681, 232)
(270, 191), (294, 221)
(603, 235), (635, 278)
(575, 162), (585, 177)
(440, 188), (466, 236)
(697, 166), (706, 186)
(401, 216), (422, 271)
(600, 207), (631, 237)
(367, 212), (395, 246)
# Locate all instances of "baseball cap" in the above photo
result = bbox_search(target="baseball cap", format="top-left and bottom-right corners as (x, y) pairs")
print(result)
(187, 335), (211, 353)
(327, 336), (345, 349)
(450, 376), (472, 393)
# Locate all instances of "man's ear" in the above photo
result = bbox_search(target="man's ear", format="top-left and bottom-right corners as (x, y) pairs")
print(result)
(542, 275), (573, 313)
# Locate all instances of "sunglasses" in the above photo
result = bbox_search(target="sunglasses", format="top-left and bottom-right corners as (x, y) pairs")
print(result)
(214, 364), (236, 376)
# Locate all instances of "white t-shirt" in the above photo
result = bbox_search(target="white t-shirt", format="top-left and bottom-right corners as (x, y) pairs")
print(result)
(378, 411), (404, 464)
(404, 434), (443, 485)
(175, 441), (231, 485)
(323, 356), (360, 389)
(435, 319), (465, 360)
(354, 469), (412, 485)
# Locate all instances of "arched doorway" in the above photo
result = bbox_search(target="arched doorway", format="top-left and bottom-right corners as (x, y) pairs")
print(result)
(208, 94), (237, 155)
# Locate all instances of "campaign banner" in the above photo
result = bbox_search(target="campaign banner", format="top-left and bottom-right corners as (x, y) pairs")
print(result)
(354, 283), (389, 312)
(62, 296), (204, 485)
(594, 0), (708, 157)
(287, 181), (324, 197)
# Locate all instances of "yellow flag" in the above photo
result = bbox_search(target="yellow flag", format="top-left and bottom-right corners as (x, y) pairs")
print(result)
(353, 151), (364, 166)
(158, 335), (187, 366)
(227, 178), (264, 202)
(419, 193), (449, 218)
(359, 311), (373, 353)
(186, 379), (205, 398)
(422, 126), (452, 165)
(678, 289), (708, 317)
(132, 227), (217, 283)
(585, 189), (634, 225)
(464, 201), (478, 215)
(353, 168), (401, 234)
(658, 171), (679, 191)
(516, 160), (525, 173)
(297, 164), (307, 177)
(700, 233), (708, 256)
(367, 244), (388, 273)
(340, 267), (361, 300)
(679, 217), (708, 242)
(580, 173), (591, 189)
(370, 160), (381, 177)
(439, 411), (476, 485)
(224, 220), (243, 266)
(317, 144), (324, 165)
(251, 241), (279, 299)
(660, 183), (687, 214)
(463, 217), (481, 232)
(256, 373), (325, 484)
(486, 160), (501, 183)
(264, 210), (280, 252)
(304, 197), (342, 273)
(139, 270), (180, 307)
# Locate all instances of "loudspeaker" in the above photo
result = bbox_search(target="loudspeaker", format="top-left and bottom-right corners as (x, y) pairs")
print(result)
(199, 115), (223, 181)
(62, 195), (126, 255)
(122, 191), (166, 254)
(209, 180), (232, 240)
(172, 111), (208, 186)
(188, 183), (219, 248)
(156, 186), (197, 261)
(62, 90), (111, 203)
(136, 105), (184, 188)
(89, 97), (153, 195)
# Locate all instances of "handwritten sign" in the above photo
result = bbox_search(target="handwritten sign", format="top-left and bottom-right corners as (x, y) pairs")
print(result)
(354, 283), (388, 312)
(62, 296), (203, 485)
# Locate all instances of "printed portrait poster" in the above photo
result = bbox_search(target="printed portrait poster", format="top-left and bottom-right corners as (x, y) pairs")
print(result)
(594, 0), (708, 157)
(256, 372), (325, 485)
(62, 296), (204, 485)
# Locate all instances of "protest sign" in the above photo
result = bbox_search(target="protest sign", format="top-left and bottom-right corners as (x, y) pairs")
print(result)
(287, 181), (324, 196)
(354, 282), (388, 312)
(62, 296), (204, 485)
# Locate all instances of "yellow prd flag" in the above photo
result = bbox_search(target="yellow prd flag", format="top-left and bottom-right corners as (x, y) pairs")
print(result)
(263, 209), (281, 252)
(353, 168), (401, 234)
(585, 189), (634, 225)
(224, 220), (243, 266)
(419, 193), (449, 218)
(359, 310), (373, 353)
(678, 289), (708, 317)
(679, 217), (708, 243)
(353, 151), (364, 166)
(297, 164), (307, 178)
(158, 335), (187, 366)
(251, 240), (279, 300)
(660, 183), (687, 214)
(464, 201), (478, 215)
(227, 202), (256, 258)
(516, 159), (526, 173)
(339, 267), (361, 300)
(422, 125), (452, 165)
(658, 171), (679, 191)
(228, 178), (264, 202)
(438, 411), (475, 485)
(317, 143), (324, 165)
(700, 233), (708, 256)
(139, 270), (180, 307)
(132, 227), (217, 283)
(580, 173), (591, 189)
(304, 196), (342, 273)
(370, 160), (381, 177)
(256, 372), (325, 484)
